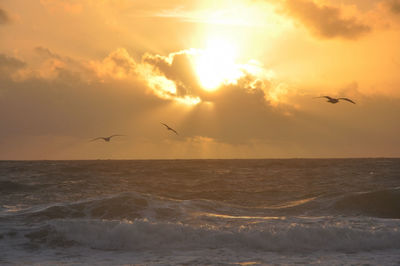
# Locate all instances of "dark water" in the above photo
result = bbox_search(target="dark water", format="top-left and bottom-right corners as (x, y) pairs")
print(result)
(1, 159), (400, 265)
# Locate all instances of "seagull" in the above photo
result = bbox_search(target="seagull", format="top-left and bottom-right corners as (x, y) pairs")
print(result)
(161, 123), (178, 135)
(314, 96), (356, 104)
(90, 135), (125, 142)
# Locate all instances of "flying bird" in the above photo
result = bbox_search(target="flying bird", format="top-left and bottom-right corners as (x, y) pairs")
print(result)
(90, 135), (125, 142)
(314, 96), (356, 104)
(161, 123), (178, 135)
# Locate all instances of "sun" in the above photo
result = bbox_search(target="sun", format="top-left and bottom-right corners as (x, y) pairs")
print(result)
(195, 39), (243, 91)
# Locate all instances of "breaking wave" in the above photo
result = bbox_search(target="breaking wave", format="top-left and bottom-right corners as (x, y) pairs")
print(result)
(24, 218), (400, 253)
(14, 187), (400, 223)
(333, 188), (400, 219)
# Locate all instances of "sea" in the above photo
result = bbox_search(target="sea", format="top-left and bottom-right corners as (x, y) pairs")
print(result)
(0, 159), (399, 265)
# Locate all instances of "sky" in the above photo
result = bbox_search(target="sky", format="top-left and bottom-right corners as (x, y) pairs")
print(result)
(0, 0), (400, 159)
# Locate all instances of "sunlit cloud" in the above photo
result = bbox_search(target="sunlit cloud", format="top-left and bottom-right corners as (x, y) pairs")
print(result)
(89, 48), (136, 80)
(142, 46), (290, 106)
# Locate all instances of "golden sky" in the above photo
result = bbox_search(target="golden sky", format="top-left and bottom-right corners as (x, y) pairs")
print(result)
(0, 0), (400, 159)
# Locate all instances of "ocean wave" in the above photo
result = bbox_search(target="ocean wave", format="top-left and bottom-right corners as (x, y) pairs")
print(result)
(16, 186), (400, 223)
(333, 188), (400, 218)
(25, 218), (400, 253)
(22, 191), (323, 223)
(0, 181), (37, 193)
(21, 192), (244, 222)
(25, 192), (155, 221)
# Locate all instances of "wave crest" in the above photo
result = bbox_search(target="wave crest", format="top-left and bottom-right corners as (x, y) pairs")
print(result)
(333, 188), (400, 218)
(30, 218), (400, 253)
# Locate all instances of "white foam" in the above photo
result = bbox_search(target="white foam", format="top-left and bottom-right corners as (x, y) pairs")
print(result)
(48, 217), (400, 253)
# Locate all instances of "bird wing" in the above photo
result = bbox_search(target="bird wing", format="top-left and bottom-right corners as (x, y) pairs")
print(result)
(314, 96), (332, 100)
(90, 137), (105, 142)
(339, 98), (356, 104)
(170, 128), (178, 135)
(161, 123), (178, 135)
(161, 123), (173, 131)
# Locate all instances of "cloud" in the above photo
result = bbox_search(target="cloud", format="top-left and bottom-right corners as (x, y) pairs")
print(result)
(34, 46), (63, 60)
(143, 50), (202, 98)
(1, 47), (400, 159)
(89, 48), (137, 80)
(0, 8), (11, 25)
(0, 54), (25, 69)
(0, 48), (293, 148)
(0, 54), (26, 77)
(386, 0), (400, 14)
(0, 50), (162, 141)
(141, 48), (288, 107)
(40, 0), (83, 14)
(6, 47), (88, 82)
(284, 0), (371, 39)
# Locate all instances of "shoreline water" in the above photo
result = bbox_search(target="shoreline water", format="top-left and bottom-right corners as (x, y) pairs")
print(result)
(1, 159), (399, 265)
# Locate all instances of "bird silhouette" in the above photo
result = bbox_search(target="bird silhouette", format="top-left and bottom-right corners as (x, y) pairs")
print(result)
(315, 96), (356, 104)
(161, 123), (178, 135)
(90, 135), (125, 142)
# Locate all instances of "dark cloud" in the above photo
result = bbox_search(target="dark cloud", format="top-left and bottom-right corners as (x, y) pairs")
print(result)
(0, 8), (11, 25)
(32, 47), (97, 82)
(387, 0), (400, 14)
(0, 54), (26, 77)
(0, 50), (162, 142)
(34, 47), (63, 60)
(0, 60), (162, 142)
(34, 46), (80, 69)
(185, 77), (287, 144)
(284, 0), (371, 39)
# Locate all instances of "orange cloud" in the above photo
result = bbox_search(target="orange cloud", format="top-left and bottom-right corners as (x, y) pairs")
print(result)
(0, 54), (26, 76)
(142, 48), (291, 107)
(284, 0), (371, 39)
(387, 0), (400, 14)
(89, 48), (136, 80)
(7, 47), (86, 82)
(143, 50), (202, 98)
(1, 47), (400, 159)
(40, 0), (83, 14)
(0, 7), (11, 25)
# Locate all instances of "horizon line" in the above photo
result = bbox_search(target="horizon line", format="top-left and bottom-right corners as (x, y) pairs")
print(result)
(0, 157), (399, 162)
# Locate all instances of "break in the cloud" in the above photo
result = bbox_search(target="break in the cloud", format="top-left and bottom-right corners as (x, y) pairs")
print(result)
(0, 7), (11, 24)
(284, 0), (371, 39)
(143, 50), (203, 99)
(142, 49), (284, 106)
